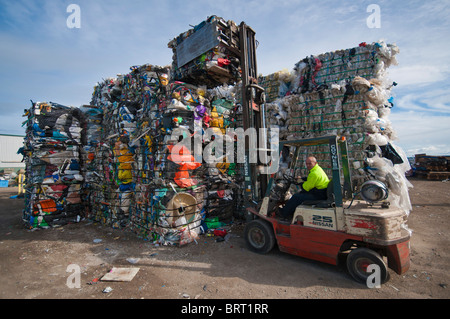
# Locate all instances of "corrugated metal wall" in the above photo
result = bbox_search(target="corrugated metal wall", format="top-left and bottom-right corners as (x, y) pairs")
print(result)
(0, 134), (25, 169)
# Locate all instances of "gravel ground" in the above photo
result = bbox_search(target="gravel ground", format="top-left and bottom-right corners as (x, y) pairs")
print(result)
(0, 178), (448, 306)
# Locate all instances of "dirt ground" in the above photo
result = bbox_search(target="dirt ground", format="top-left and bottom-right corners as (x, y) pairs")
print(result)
(0, 177), (449, 302)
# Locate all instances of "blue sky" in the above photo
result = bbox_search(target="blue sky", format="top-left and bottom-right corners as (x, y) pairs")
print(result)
(1, 0), (449, 156)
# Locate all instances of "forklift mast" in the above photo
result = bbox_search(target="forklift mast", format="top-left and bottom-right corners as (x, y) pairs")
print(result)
(168, 17), (267, 212)
(238, 22), (268, 206)
(237, 23), (352, 209)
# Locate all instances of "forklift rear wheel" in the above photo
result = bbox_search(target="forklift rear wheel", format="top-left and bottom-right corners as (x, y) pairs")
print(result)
(346, 248), (389, 285)
(244, 219), (275, 254)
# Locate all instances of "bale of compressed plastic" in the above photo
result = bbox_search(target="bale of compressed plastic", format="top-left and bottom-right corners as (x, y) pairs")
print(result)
(22, 101), (85, 229)
(260, 41), (411, 214)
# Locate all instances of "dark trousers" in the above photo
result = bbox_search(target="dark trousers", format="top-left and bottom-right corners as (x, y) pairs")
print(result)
(280, 188), (327, 218)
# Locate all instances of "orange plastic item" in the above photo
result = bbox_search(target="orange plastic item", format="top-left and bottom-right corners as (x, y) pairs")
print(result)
(33, 199), (57, 215)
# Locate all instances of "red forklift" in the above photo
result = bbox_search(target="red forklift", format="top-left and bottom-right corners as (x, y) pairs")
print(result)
(237, 24), (410, 285)
(242, 136), (411, 284)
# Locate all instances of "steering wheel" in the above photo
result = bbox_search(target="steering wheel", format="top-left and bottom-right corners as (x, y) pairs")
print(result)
(283, 173), (306, 186)
(282, 173), (297, 184)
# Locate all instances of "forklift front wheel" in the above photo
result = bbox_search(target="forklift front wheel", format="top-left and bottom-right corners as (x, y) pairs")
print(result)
(346, 248), (389, 285)
(244, 219), (275, 254)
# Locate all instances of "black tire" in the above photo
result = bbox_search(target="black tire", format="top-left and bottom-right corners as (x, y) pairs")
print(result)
(346, 248), (389, 285)
(244, 219), (276, 254)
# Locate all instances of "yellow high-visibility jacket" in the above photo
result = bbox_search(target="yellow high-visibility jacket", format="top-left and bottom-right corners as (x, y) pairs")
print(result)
(302, 164), (330, 191)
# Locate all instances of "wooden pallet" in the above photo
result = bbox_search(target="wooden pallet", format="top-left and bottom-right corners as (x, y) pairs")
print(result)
(416, 164), (449, 171)
(416, 171), (450, 180)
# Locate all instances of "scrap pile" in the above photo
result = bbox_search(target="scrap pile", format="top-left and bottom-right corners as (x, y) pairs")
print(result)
(84, 66), (169, 231)
(413, 154), (450, 180)
(22, 102), (85, 229)
(261, 41), (412, 213)
(82, 76), (124, 228)
(21, 14), (413, 240)
(20, 15), (244, 243)
(168, 15), (241, 88)
(84, 47), (242, 245)
(79, 104), (103, 188)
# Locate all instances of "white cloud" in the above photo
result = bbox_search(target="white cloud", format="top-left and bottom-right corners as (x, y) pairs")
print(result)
(390, 65), (449, 87)
(405, 144), (450, 157)
(389, 110), (450, 156)
(394, 84), (450, 114)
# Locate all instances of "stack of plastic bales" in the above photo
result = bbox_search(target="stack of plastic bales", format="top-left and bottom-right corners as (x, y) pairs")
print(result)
(80, 16), (246, 245)
(203, 84), (242, 230)
(413, 154), (450, 180)
(261, 41), (412, 214)
(79, 104), (103, 208)
(22, 101), (85, 229)
(124, 65), (168, 241)
(83, 57), (243, 245)
(85, 74), (137, 229)
(258, 69), (294, 104)
(168, 15), (241, 88)
(128, 71), (241, 245)
(155, 82), (242, 244)
(142, 79), (207, 245)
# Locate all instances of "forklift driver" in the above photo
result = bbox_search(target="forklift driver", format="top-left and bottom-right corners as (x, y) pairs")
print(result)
(279, 156), (330, 219)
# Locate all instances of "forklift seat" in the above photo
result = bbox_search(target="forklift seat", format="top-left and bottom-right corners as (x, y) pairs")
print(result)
(301, 179), (335, 208)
